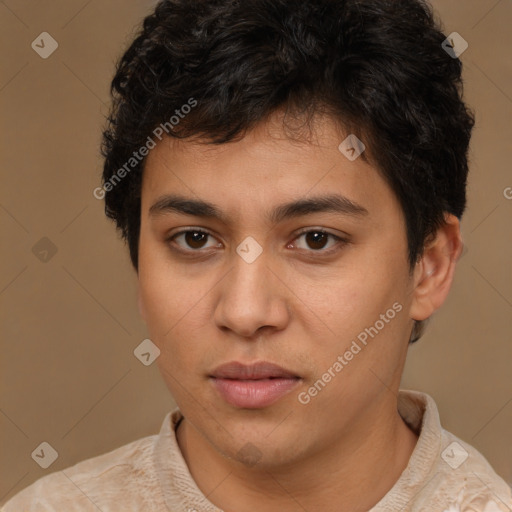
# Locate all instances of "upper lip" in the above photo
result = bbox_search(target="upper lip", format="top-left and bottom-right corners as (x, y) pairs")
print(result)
(210, 361), (300, 380)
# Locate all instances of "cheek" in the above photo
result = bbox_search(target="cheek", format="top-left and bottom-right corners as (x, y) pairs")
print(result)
(138, 237), (191, 333)
(318, 267), (393, 329)
(139, 274), (181, 335)
(312, 267), (408, 371)
(138, 254), (212, 373)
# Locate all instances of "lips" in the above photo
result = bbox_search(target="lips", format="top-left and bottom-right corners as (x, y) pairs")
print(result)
(210, 361), (301, 409)
(211, 361), (299, 380)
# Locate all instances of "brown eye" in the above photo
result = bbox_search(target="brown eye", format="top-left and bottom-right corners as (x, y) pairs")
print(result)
(169, 230), (220, 252)
(292, 230), (343, 253)
(304, 231), (329, 250)
(184, 231), (209, 249)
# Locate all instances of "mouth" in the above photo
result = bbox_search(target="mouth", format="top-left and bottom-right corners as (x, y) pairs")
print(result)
(209, 361), (302, 409)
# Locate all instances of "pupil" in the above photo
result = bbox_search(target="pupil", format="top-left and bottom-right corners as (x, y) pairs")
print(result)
(186, 232), (207, 249)
(306, 232), (327, 250)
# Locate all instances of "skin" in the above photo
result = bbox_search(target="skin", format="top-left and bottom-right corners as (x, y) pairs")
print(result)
(137, 111), (463, 512)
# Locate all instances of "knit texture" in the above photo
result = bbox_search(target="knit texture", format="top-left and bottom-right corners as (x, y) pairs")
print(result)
(3, 390), (511, 511)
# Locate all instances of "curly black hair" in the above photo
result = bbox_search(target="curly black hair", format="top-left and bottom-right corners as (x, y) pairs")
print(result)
(100, 0), (475, 343)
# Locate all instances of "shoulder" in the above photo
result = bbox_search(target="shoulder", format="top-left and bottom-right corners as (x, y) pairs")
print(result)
(389, 390), (512, 512)
(433, 428), (512, 511)
(1, 434), (159, 512)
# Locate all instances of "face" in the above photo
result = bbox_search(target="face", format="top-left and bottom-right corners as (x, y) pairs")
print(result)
(138, 112), (420, 468)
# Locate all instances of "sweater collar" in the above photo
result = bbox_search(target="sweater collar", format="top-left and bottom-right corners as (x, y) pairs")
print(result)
(153, 389), (441, 511)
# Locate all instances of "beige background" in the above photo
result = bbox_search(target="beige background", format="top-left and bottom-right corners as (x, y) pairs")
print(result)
(1, 0), (511, 503)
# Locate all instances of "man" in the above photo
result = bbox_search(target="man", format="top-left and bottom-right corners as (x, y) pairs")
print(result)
(3, 0), (511, 510)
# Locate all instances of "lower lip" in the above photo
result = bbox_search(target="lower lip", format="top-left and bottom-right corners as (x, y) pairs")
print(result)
(211, 377), (301, 408)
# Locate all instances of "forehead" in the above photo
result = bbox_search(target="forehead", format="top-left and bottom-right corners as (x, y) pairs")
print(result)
(141, 113), (402, 228)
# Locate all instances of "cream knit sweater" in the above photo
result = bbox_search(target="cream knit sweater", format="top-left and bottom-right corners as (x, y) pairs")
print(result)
(2, 390), (511, 511)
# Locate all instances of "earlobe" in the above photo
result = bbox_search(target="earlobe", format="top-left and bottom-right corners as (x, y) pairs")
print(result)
(409, 214), (463, 322)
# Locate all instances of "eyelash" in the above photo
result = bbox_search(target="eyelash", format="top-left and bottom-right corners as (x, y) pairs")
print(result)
(165, 228), (349, 257)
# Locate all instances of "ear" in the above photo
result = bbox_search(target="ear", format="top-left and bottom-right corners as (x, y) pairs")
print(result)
(137, 281), (147, 322)
(409, 213), (464, 322)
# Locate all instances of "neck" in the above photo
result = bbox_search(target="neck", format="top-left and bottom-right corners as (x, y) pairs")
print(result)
(176, 396), (418, 512)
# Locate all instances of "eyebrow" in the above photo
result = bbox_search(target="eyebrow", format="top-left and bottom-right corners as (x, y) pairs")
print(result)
(148, 193), (369, 224)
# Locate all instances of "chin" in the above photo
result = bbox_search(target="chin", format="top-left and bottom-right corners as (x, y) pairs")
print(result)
(211, 421), (305, 465)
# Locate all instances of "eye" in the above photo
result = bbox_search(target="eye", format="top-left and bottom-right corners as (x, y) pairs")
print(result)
(289, 229), (347, 253)
(166, 228), (349, 256)
(168, 229), (221, 252)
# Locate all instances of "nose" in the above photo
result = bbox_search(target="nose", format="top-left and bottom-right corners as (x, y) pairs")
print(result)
(213, 252), (290, 339)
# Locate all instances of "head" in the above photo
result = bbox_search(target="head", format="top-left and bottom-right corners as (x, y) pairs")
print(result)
(100, 0), (474, 467)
